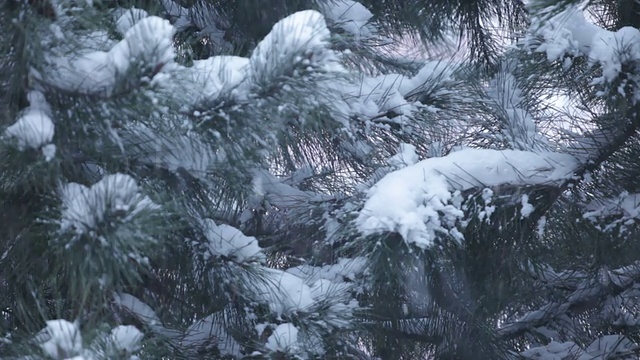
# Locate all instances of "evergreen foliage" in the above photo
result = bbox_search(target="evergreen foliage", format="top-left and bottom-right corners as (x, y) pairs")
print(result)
(1, 0), (640, 359)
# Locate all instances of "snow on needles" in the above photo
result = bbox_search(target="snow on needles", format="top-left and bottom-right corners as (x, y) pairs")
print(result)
(318, 0), (375, 41)
(41, 16), (175, 96)
(202, 219), (265, 263)
(109, 325), (143, 354)
(59, 174), (158, 236)
(4, 91), (56, 160)
(356, 149), (579, 248)
(247, 268), (316, 317)
(39, 320), (83, 359)
(35, 319), (145, 359)
(187, 56), (249, 103)
(527, 6), (640, 102)
(115, 8), (149, 35)
(250, 10), (344, 80)
(5, 110), (55, 151)
(266, 323), (299, 354)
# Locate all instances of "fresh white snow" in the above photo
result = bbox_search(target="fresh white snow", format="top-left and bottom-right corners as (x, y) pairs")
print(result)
(266, 323), (299, 353)
(248, 268), (315, 316)
(527, 6), (640, 102)
(109, 325), (143, 353)
(388, 143), (420, 168)
(584, 192), (640, 232)
(5, 110), (55, 151)
(318, 0), (375, 41)
(202, 219), (265, 263)
(357, 149), (579, 247)
(59, 174), (158, 235)
(521, 194), (534, 218)
(4, 91), (56, 160)
(40, 16), (175, 96)
(115, 8), (149, 35)
(250, 10), (344, 79)
(39, 320), (83, 359)
(186, 56), (249, 102)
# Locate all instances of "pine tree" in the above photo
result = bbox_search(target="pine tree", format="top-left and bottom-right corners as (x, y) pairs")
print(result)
(2, 0), (640, 359)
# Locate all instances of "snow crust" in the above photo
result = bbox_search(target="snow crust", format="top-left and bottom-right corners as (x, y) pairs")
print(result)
(357, 149), (579, 247)
(202, 219), (265, 263)
(60, 174), (158, 235)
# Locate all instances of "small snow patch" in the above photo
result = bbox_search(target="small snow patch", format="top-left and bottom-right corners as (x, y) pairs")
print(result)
(5, 109), (54, 150)
(60, 174), (158, 235)
(109, 325), (143, 353)
(39, 320), (83, 359)
(266, 323), (299, 353)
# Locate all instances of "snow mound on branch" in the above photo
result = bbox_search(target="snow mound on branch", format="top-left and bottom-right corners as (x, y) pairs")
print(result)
(266, 323), (299, 353)
(202, 219), (265, 263)
(4, 90), (56, 160)
(249, 269), (315, 316)
(397, 61), (457, 97)
(109, 325), (143, 354)
(42, 16), (175, 95)
(5, 109), (55, 150)
(188, 56), (249, 102)
(250, 10), (343, 77)
(356, 149), (579, 248)
(319, 0), (374, 41)
(38, 320), (83, 359)
(60, 174), (158, 235)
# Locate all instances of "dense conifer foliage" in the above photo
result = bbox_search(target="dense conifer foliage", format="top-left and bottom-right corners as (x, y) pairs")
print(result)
(1, 0), (640, 359)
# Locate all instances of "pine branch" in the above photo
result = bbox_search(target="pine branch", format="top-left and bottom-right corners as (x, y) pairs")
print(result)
(497, 261), (640, 340)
